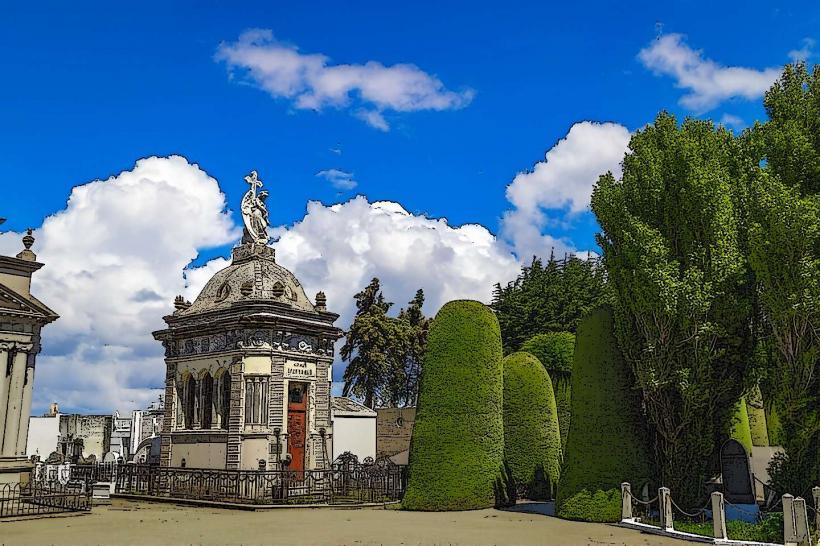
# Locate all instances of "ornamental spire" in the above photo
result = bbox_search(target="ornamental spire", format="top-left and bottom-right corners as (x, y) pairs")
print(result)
(240, 170), (270, 245)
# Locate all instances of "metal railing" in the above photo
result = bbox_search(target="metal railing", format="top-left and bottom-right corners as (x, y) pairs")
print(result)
(69, 462), (118, 483)
(114, 459), (406, 506)
(0, 482), (91, 518)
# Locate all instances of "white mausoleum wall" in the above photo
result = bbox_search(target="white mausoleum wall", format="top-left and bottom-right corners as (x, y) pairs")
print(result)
(26, 414), (60, 458)
(331, 415), (376, 461)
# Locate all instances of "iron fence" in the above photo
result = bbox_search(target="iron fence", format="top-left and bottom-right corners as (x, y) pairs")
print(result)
(115, 459), (406, 506)
(0, 482), (91, 518)
(70, 462), (118, 483)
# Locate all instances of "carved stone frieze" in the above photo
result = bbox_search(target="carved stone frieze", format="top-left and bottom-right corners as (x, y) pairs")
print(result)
(165, 328), (335, 358)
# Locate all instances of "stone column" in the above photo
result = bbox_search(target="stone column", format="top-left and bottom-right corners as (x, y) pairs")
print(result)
(15, 359), (35, 457)
(620, 483), (633, 521)
(225, 358), (244, 470)
(0, 343), (11, 450)
(658, 487), (673, 531)
(2, 344), (32, 457)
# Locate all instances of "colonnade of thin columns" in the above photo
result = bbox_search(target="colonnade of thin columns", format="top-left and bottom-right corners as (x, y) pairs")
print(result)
(0, 342), (35, 458)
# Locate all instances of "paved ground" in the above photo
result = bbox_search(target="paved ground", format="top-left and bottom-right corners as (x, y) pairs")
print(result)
(0, 498), (700, 546)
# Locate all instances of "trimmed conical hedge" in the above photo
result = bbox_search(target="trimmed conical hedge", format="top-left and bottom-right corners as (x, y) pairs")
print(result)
(556, 306), (651, 522)
(730, 398), (754, 454)
(521, 332), (575, 451)
(402, 300), (505, 511)
(503, 352), (562, 500)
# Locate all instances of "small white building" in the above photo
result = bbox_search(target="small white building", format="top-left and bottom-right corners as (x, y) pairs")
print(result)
(26, 404), (61, 460)
(330, 397), (376, 462)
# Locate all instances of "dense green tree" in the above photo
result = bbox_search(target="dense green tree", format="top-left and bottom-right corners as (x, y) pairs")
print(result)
(730, 398), (754, 454)
(746, 63), (820, 495)
(341, 278), (406, 408)
(591, 112), (757, 505)
(491, 254), (608, 354)
(389, 289), (430, 407)
(746, 386), (770, 447)
(520, 332), (575, 450)
(403, 300), (505, 511)
(556, 306), (651, 522)
(502, 352), (562, 500)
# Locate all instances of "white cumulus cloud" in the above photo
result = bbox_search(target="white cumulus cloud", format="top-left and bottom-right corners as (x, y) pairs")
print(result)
(639, 33), (781, 112)
(0, 156), (239, 414)
(271, 197), (520, 330)
(501, 121), (631, 260)
(215, 29), (474, 130)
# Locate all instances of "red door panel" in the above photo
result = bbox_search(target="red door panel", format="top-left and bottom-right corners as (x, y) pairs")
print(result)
(287, 383), (308, 474)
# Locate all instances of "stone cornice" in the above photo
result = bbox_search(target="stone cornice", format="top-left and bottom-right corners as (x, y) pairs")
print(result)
(0, 255), (43, 277)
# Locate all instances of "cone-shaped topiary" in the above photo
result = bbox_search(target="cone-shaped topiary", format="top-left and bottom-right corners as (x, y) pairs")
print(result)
(521, 332), (575, 451)
(746, 386), (769, 447)
(556, 306), (651, 522)
(503, 352), (562, 500)
(730, 398), (754, 454)
(402, 300), (505, 511)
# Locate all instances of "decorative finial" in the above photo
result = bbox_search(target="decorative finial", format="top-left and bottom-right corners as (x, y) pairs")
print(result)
(173, 295), (191, 311)
(241, 170), (270, 245)
(315, 291), (327, 311)
(23, 228), (34, 250)
(16, 228), (37, 262)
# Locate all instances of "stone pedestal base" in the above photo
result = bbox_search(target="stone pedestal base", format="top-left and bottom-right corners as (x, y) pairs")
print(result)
(0, 456), (33, 486)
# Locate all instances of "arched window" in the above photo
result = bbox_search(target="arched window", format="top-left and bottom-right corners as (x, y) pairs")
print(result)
(201, 372), (214, 429)
(184, 375), (196, 429)
(221, 372), (231, 430)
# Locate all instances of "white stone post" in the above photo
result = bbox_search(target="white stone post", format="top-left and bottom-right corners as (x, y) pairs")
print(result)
(621, 482), (633, 521)
(711, 491), (727, 541)
(792, 497), (811, 546)
(784, 494), (797, 546)
(2, 346), (30, 456)
(813, 487), (820, 531)
(659, 487), (673, 531)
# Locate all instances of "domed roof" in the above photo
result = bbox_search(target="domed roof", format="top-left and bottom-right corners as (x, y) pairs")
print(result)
(177, 244), (316, 316)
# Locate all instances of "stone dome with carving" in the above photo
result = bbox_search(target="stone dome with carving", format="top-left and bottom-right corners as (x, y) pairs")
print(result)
(177, 245), (316, 316)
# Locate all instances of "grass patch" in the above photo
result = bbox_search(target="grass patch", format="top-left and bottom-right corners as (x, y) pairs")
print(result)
(670, 513), (784, 544)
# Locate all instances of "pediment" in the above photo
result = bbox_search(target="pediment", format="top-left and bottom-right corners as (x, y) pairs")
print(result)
(0, 282), (58, 321)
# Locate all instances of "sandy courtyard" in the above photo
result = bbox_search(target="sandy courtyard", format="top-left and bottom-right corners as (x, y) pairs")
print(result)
(0, 499), (700, 546)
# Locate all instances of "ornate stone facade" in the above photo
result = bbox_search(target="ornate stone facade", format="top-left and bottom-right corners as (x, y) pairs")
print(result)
(0, 229), (59, 485)
(153, 173), (342, 471)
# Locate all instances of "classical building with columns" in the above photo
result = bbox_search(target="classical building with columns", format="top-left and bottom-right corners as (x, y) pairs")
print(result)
(153, 172), (342, 472)
(0, 228), (58, 484)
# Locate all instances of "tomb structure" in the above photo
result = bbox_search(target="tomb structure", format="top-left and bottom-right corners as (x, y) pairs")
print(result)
(0, 227), (59, 484)
(153, 172), (342, 471)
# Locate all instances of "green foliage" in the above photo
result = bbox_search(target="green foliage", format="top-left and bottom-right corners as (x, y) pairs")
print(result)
(591, 112), (756, 505)
(491, 255), (609, 354)
(747, 63), (820, 494)
(730, 398), (753, 454)
(521, 332), (575, 450)
(556, 306), (651, 521)
(765, 404), (786, 446)
(502, 352), (561, 500)
(673, 513), (783, 544)
(746, 386), (769, 447)
(403, 300), (505, 511)
(555, 489), (621, 523)
(341, 280), (430, 408)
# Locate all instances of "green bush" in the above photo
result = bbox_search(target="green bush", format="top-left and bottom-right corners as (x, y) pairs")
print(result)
(555, 489), (621, 523)
(730, 398), (754, 454)
(556, 306), (651, 522)
(502, 352), (561, 499)
(402, 300), (505, 511)
(765, 403), (786, 446)
(746, 385), (769, 447)
(521, 332), (575, 451)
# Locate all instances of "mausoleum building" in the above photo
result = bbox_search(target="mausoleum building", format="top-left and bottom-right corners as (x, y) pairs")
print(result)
(0, 227), (58, 484)
(153, 172), (342, 472)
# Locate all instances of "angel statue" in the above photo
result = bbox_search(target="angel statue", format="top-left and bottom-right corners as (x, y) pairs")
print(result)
(241, 170), (270, 244)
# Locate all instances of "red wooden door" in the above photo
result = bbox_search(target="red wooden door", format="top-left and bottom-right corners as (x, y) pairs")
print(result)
(287, 383), (308, 473)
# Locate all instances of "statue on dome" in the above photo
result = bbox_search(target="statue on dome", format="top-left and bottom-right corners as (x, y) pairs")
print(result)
(241, 170), (270, 245)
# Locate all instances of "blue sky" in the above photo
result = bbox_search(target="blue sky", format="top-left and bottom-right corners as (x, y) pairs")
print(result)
(0, 1), (817, 413)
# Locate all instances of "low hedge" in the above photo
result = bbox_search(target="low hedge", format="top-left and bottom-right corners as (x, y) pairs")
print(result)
(402, 300), (505, 511)
(556, 306), (651, 522)
(502, 352), (561, 499)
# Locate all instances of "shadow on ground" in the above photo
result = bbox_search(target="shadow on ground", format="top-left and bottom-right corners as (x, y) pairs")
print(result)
(498, 500), (555, 516)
